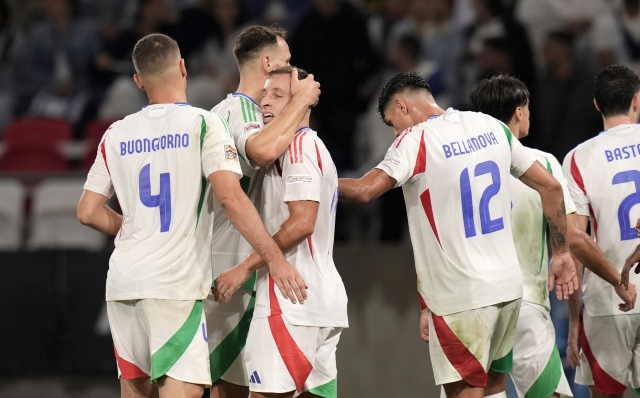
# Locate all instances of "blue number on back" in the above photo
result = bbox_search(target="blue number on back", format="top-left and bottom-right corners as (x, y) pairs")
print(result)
(139, 163), (172, 232)
(460, 160), (504, 238)
(612, 170), (640, 241)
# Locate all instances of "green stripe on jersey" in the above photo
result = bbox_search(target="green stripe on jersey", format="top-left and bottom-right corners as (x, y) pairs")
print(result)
(499, 121), (513, 149)
(308, 378), (337, 398)
(240, 97), (249, 123)
(489, 349), (513, 373)
(524, 344), (562, 398)
(151, 300), (203, 383)
(250, 101), (257, 122)
(195, 116), (208, 229)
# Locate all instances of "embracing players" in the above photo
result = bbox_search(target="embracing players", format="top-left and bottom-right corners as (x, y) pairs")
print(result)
(563, 65), (640, 397)
(338, 72), (577, 398)
(77, 33), (302, 398)
(206, 25), (321, 398)
(471, 75), (635, 398)
(214, 66), (347, 398)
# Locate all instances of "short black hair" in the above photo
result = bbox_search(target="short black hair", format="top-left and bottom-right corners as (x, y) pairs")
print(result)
(594, 65), (640, 117)
(378, 72), (431, 125)
(132, 33), (181, 76)
(233, 24), (287, 66)
(267, 65), (309, 80)
(470, 75), (530, 124)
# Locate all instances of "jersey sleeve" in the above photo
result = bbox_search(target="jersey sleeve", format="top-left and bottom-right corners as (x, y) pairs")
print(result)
(562, 149), (590, 216)
(547, 154), (577, 214)
(83, 132), (115, 198)
(228, 97), (264, 170)
(281, 135), (322, 203)
(201, 113), (243, 179)
(509, 137), (535, 178)
(374, 129), (421, 187)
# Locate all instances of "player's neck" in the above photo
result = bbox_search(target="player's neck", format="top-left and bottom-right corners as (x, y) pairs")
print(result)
(507, 120), (520, 140)
(146, 87), (187, 106)
(603, 114), (636, 131)
(298, 112), (311, 131)
(236, 74), (265, 105)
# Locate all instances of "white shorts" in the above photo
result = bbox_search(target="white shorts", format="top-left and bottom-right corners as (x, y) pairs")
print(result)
(204, 287), (254, 386)
(244, 315), (341, 397)
(429, 299), (520, 387)
(576, 313), (640, 395)
(107, 299), (211, 385)
(511, 302), (572, 397)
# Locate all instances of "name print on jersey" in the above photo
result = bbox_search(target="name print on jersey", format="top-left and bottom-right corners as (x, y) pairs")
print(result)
(442, 131), (500, 159)
(604, 142), (640, 162)
(119, 133), (190, 156)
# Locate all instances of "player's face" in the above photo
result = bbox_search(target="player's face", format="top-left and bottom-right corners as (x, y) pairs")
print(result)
(267, 37), (291, 72)
(518, 100), (531, 138)
(383, 106), (414, 137)
(261, 74), (292, 125)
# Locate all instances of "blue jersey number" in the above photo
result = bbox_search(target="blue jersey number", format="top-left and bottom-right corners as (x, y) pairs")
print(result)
(613, 169), (640, 241)
(139, 163), (172, 232)
(460, 160), (504, 238)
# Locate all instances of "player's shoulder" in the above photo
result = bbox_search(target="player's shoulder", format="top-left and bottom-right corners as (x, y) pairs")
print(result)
(211, 93), (234, 114)
(523, 146), (559, 166)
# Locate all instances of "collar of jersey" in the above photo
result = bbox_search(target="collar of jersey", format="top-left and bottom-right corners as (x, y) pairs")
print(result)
(295, 126), (311, 135)
(600, 123), (637, 135)
(232, 92), (260, 107)
(142, 102), (191, 109)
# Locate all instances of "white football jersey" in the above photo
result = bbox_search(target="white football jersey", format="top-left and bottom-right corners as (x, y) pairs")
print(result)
(254, 127), (348, 328)
(511, 147), (576, 310)
(375, 109), (535, 316)
(563, 123), (640, 317)
(210, 93), (265, 290)
(83, 103), (242, 301)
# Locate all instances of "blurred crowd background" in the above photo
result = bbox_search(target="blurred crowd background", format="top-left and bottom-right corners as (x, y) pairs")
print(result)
(0, 1), (632, 396)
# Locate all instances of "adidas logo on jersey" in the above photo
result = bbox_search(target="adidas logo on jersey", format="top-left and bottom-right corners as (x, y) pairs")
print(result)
(249, 371), (261, 384)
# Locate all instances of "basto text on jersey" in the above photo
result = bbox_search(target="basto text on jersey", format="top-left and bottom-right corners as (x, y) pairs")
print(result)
(604, 142), (640, 162)
(119, 134), (190, 156)
(442, 131), (500, 158)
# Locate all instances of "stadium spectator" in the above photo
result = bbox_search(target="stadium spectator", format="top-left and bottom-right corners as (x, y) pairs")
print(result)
(591, 0), (640, 71)
(534, 31), (601, 161)
(366, 0), (412, 61)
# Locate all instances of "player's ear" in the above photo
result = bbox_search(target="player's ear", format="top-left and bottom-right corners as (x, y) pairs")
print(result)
(133, 74), (145, 91)
(632, 92), (640, 113)
(514, 107), (523, 123)
(593, 98), (600, 112)
(179, 59), (187, 78)
(395, 98), (408, 115)
(262, 55), (271, 73)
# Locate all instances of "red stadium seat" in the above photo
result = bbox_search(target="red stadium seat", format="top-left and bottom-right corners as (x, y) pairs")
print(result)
(2, 118), (73, 147)
(0, 146), (69, 173)
(82, 119), (116, 171)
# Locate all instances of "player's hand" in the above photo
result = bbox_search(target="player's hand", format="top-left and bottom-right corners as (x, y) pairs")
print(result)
(290, 68), (321, 108)
(635, 218), (640, 237)
(566, 334), (581, 368)
(615, 282), (637, 312)
(213, 265), (252, 303)
(548, 251), (578, 300)
(419, 311), (429, 343)
(269, 259), (308, 305)
(622, 243), (640, 288)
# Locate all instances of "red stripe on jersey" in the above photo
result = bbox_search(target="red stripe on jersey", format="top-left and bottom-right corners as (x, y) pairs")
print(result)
(267, 314), (313, 392)
(570, 152), (586, 195)
(288, 143), (294, 164)
(581, 321), (625, 394)
(307, 236), (313, 259)
(275, 158), (283, 176)
(394, 127), (412, 148)
(268, 275), (282, 316)
(431, 314), (487, 387)
(101, 139), (110, 175)
(418, 292), (427, 311)
(315, 142), (323, 174)
(297, 131), (307, 163)
(411, 132), (426, 178)
(114, 345), (147, 380)
(420, 189), (443, 250)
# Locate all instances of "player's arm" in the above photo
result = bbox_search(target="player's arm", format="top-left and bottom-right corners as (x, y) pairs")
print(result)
(622, 218), (640, 280)
(213, 200), (318, 302)
(77, 190), (122, 235)
(338, 169), (397, 203)
(209, 170), (307, 304)
(567, 254), (583, 368)
(517, 161), (578, 299)
(245, 69), (320, 166)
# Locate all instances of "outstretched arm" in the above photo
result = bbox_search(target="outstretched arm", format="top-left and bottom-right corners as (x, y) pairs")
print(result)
(213, 200), (318, 302)
(209, 170), (307, 304)
(338, 169), (397, 203)
(245, 69), (320, 166)
(518, 161), (577, 299)
(77, 190), (122, 235)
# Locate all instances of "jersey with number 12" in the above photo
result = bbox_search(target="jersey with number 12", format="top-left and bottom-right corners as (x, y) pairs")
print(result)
(563, 123), (640, 317)
(375, 109), (535, 316)
(83, 103), (242, 302)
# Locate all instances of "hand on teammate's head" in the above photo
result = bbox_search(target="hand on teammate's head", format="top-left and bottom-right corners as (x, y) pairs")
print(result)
(289, 68), (320, 108)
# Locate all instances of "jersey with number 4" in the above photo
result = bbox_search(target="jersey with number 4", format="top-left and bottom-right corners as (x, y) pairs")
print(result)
(563, 123), (640, 317)
(375, 109), (535, 316)
(210, 93), (264, 289)
(83, 103), (242, 301)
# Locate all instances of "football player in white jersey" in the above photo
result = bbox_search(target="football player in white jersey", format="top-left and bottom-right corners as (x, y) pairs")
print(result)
(470, 75), (636, 398)
(206, 25), (320, 398)
(77, 34), (305, 398)
(213, 66), (347, 398)
(563, 65), (640, 397)
(337, 72), (578, 398)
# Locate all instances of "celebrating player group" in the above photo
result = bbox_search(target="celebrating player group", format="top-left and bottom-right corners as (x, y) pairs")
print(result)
(76, 23), (640, 398)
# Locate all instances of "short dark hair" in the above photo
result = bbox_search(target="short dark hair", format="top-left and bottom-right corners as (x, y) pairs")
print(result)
(233, 25), (287, 66)
(378, 72), (432, 125)
(267, 65), (309, 80)
(594, 65), (640, 117)
(470, 75), (530, 124)
(132, 33), (180, 76)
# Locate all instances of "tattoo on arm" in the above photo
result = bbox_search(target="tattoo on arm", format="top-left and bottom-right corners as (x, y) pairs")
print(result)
(548, 200), (567, 250)
(557, 199), (566, 218)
